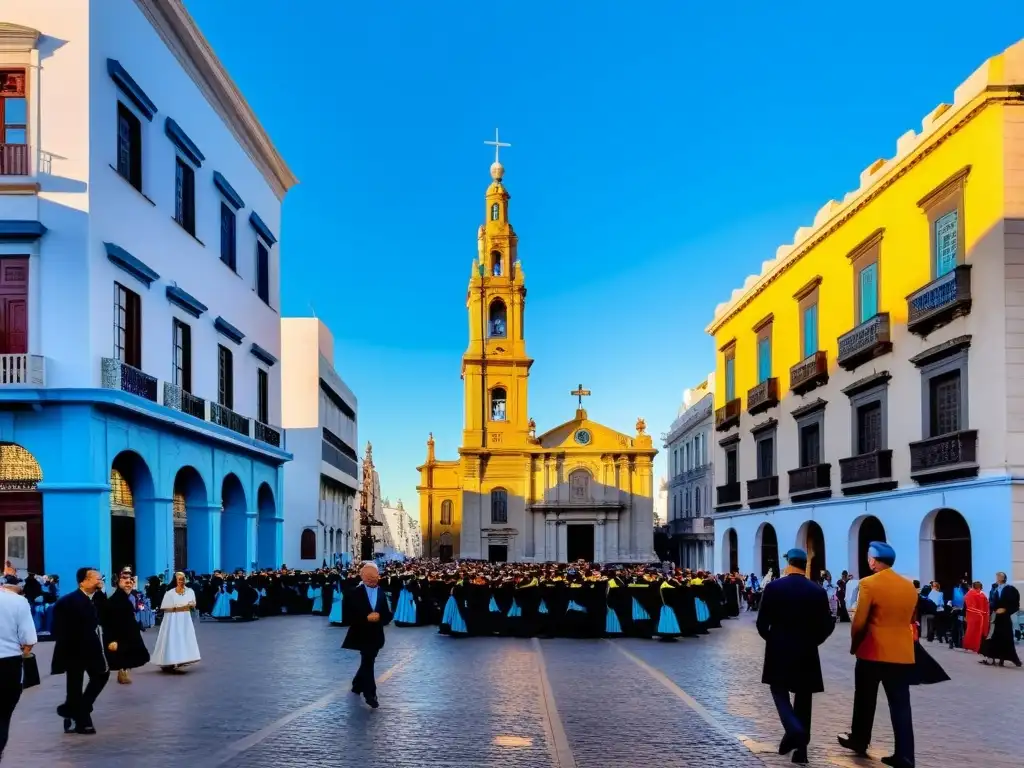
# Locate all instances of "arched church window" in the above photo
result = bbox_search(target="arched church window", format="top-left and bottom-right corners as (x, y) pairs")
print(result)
(491, 203), (499, 221)
(440, 499), (453, 526)
(490, 488), (508, 524)
(300, 528), (316, 560)
(491, 387), (507, 421)
(569, 469), (590, 501)
(488, 299), (507, 338)
(491, 250), (502, 277)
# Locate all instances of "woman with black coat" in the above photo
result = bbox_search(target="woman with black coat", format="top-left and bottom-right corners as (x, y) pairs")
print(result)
(102, 570), (150, 684)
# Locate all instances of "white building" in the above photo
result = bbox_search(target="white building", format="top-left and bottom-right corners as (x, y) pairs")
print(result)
(0, 1), (296, 589)
(663, 375), (715, 570)
(280, 318), (359, 569)
(381, 498), (420, 559)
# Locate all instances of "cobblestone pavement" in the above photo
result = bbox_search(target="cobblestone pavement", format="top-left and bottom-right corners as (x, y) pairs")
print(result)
(6, 614), (1021, 767)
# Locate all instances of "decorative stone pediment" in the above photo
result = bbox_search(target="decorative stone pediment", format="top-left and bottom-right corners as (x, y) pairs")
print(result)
(0, 23), (41, 52)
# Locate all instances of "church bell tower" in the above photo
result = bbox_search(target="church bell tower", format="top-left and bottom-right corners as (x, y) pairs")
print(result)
(462, 139), (533, 451)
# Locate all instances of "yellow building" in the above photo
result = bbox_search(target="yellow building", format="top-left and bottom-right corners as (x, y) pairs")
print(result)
(705, 40), (1024, 589)
(416, 156), (656, 563)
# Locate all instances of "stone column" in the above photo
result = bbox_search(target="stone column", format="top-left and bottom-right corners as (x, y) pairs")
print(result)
(39, 482), (109, 594)
(606, 515), (619, 560)
(595, 518), (606, 563)
(544, 512), (556, 560)
(556, 521), (567, 562)
(188, 504), (222, 574)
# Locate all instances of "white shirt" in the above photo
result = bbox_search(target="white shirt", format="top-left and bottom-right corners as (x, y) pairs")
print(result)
(928, 589), (945, 611)
(0, 588), (37, 658)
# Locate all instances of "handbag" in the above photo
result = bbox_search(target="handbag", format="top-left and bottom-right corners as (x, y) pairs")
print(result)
(21, 653), (41, 689)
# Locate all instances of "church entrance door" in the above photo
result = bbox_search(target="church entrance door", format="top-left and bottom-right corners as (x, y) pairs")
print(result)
(566, 524), (595, 562)
(488, 544), (507, 563)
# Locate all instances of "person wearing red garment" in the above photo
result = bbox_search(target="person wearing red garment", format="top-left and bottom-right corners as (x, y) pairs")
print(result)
(962, 581), (989, 654)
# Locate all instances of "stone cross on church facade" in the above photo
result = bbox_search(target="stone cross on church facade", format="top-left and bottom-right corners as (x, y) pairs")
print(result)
(571, 384), (591, 409)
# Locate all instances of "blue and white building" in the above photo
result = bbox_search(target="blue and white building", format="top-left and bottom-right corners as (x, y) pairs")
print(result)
(0, 1), (297, 589)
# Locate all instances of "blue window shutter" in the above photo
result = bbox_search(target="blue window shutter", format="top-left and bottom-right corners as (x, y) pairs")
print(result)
(859, 263), (878, 323)
(725, 357), (735, 401)
(803, 305), (818, 359)
(935, 211), (958, 277)
(758, 337), (771, 382)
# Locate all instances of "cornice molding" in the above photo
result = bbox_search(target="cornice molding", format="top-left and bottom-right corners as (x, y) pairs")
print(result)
(0, 23), (40, 52)
(131, 0), (297, 200)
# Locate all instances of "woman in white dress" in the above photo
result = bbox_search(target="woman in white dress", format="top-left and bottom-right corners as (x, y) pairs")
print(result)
(151, 572), (201, 672)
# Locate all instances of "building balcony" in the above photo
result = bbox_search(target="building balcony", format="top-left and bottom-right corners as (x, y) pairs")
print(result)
(0, 354), (45, 386)
(210, 402), (251, 438)
(0, 143), (30, 176)
(715, 482), (741, 510)
(790, 351), (828, 395)
(162, 382), (207, 421)
(746, 475), (779, 507)
(669, 517), (715, 538)
(837, 313), (892, 371)
(788, 462), (832, 501)
(909, 429), (978, 484)
(101, 357), (158, 402)
(907, 265), (972, 337)
(747, 377), (779, 416)
(838, 449), (896, 495)
(255, 421), (282, 448)
(714, 398), (741, 432)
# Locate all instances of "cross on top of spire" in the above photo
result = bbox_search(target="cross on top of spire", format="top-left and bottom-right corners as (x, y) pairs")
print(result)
(484, 128), (511, 164)
(571, 383), (591, 408)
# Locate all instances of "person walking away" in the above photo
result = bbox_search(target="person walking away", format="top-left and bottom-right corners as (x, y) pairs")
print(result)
(980, 571), (1021, 668)
(343, 562), (393, 709)
(962, 581), (989, 655)
(837, 542), (917, 768)
(756, 548), (835, 765)
(836, 572), (850, 623)
(50, 567), (109, 735)
(0, 575), (36, 761)
(102, 570), (150, 683)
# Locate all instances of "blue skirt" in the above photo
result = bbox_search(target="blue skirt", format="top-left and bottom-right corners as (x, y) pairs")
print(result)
(395, 588), (417, 624)
(567, 600), (587, 613)
(308, 588), (323, 614)
(212, 593), (232, 619)
(328, 591), (343, 624)
(507, 599), (522, 618)
(605, 606), (623, 635)
(488, 596), (502, 614)
(631, 596), (651, 621)
(449, 601), (469, 635)
(441, 595), (457, 626)
(695, 598), (710, 623)
(538, 600), (549, 614)
(657, 605), (682, 636)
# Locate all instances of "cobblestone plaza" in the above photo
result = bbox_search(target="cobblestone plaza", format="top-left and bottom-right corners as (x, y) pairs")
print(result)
(7, 616), (1019, 768)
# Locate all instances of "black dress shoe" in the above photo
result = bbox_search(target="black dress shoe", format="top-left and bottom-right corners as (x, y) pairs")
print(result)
(836, 734), (869, 756)
(792, 748), (808, 765)
(74, 724), (97, 735)
(778, 734), (798, 755)
(880, 756), (913, 767)
(62, 718), (75, 734)
(365, 696), (379, 709)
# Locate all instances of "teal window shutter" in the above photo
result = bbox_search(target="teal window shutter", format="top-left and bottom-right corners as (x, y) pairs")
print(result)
(757, 336), (771, 382)
(859, 262), (878, 323)
(803, 304), (818, 359)
(935, 211), (958, 277)
(725, 357), (735, 401)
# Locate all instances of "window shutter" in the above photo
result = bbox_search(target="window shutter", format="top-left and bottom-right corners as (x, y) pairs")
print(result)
(935, 211), (958, 277)
(803, 305), (818, 359)
(757, 337), (771, 382)
(859, 263), (878, 323)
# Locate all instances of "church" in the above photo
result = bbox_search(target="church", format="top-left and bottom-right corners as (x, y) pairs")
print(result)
(416, 150), (657, 564)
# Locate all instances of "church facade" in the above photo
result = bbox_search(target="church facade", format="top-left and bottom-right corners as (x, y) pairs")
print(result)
(416, 157), (656, 564)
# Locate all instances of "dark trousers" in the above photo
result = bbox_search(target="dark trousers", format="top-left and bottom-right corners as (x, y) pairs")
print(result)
(837, 598), (850, 623)
(0, 656), (23, 759)
(351, 649), (378, 698)
(770, 686), (811, 742)
(851, 659), (914, 764)
(62, 667), (109, 725)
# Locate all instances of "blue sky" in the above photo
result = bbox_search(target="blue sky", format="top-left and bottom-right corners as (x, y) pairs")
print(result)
(186, 0), (1018, 507)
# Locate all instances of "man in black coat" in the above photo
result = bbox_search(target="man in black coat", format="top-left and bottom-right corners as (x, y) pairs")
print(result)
(50, 567), (109, 734)
(343, 562), (393, 709)
(756, 548), (835, 765)
(982, 571), (1022, 667)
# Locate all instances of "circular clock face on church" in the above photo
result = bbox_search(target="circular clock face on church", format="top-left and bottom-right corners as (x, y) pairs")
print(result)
(574, 429), (592, 446)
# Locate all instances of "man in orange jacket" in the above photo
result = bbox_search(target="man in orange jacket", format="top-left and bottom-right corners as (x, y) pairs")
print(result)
(837, 541), (917, 768)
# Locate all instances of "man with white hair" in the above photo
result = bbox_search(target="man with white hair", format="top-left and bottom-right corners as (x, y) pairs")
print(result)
(342, 562), (393, 708)
(0, 574), (36, 759)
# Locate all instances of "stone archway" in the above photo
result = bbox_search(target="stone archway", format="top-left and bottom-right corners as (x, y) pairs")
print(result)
(797, 520), (826, 581)
(754, 522), (779, 579)
(850, 515), (886, 579)
(172, 466), (208, 573)
(110, 451), (156, 579)
(920, 508), (971, 598)
(0, 442), (43, 573)
(256, 482), (278, 569)
(220, 474), (248, 572)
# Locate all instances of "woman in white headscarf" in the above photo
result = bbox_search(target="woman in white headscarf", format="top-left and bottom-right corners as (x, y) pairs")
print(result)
(151, 572), (201, 672)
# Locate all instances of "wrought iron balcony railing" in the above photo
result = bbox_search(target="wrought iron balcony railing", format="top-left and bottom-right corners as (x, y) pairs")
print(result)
(838, 449), (895, 494)
(909, 430), (978, 483)
(210, 402), (251, 438)
(101, 358), (158, 402)
(746, 475), (779, 504)
(907, 265), (972, 337)
(163, 382), (206, 420)
(714, 398), (741, 432)
(790, 351), (828, 395)
(788, 463), (831, 498)
(255, 421), (282, 448)
(837, 313), (892, 371)
(715, 482), (741, 507)
(747, 377), (779, 415)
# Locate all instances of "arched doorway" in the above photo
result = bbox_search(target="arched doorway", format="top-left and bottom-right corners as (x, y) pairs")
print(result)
(256, 482), (277, 569)
(220, 474), (248, 573)
(0, 443), (43, 573)
(755, 523), (779, 578)
(724, 528), (738, 573)
(172, 466), (207, 573)
(855, 515), (886, 580)
(439, 531), (453, 563)
(927, 508), (972, 599)
(798, 521), (826, 581)
(110, 451), (156, 579)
